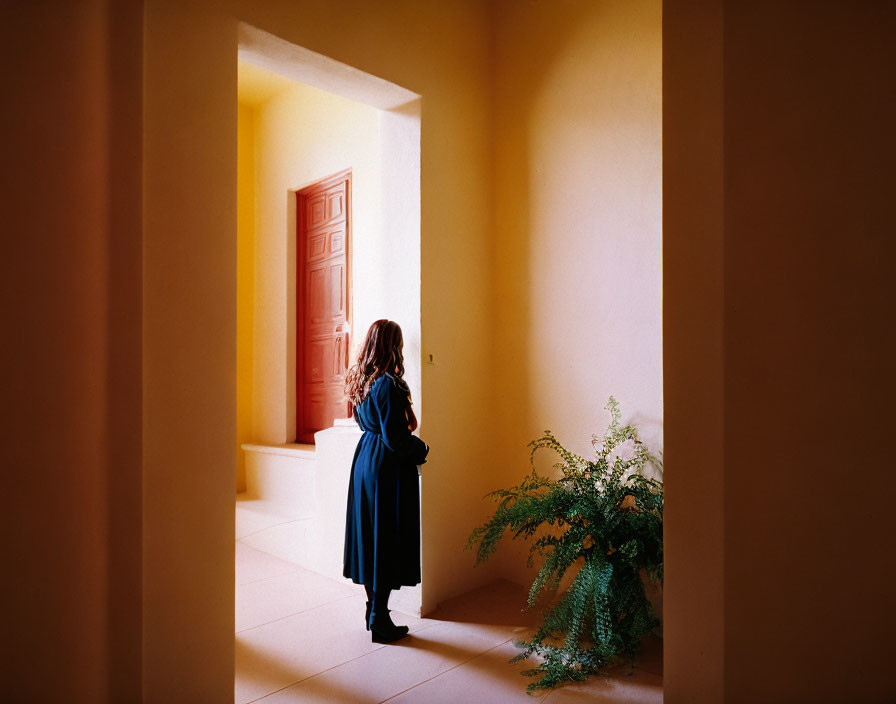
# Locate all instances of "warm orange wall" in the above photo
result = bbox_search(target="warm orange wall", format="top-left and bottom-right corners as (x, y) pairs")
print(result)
(1, 0), (143, 701)
(662, 1), (725, 701)
(143, 4), (237, 701)
(663, 1), (896, 702)
(722, 2), (895, 701)
(489, 0), (663, 585)
(237, 103), (255, 492)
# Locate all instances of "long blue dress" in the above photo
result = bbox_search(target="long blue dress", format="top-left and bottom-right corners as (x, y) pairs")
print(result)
(343, 373), (429, 592)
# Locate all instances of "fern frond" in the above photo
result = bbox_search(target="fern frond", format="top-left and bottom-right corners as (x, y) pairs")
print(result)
(467, 397), (664, 692)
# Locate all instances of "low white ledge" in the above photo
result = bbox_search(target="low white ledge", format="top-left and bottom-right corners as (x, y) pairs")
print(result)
(330, 417), (361, 430)
(241, 443), (316, 459)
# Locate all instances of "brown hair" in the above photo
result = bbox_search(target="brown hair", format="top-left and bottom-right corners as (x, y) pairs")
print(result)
(344, 319), (410, 407)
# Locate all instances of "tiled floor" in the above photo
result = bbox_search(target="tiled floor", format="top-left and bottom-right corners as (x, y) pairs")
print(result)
(236, 513), (663, 703)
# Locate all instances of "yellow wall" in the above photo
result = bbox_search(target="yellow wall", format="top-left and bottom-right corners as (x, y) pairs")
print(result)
(143, 4), (237, 701)
(489, 0), (663, 586)
(237, 103), (255, 492)
(249, 77), (386, 444)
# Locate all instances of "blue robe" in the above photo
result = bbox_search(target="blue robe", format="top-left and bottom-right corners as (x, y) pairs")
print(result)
(343, 373), (428, 591)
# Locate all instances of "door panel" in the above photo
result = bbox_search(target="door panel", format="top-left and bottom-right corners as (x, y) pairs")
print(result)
(328, 263), (345, 318)
(307, 233), (327, 260)
(327, 192), (345, 219)
(297, 170), (352, 443)
(307, 267), (328, 323)
(330, 232), (344, 254)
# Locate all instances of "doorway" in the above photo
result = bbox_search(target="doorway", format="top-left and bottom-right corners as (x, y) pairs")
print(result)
(234, 32), (424, 700)
(295, 169), (353, 443)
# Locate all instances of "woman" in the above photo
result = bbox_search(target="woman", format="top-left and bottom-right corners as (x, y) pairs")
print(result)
(343, 319), (429, 643)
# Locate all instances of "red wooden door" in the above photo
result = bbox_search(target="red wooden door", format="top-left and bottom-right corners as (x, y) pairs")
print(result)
(296, 170), (352, 443)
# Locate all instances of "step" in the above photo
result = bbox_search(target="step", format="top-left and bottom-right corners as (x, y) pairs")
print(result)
(242, 443), (316, 517)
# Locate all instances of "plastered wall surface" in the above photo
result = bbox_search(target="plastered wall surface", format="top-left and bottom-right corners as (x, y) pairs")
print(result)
(662, 1), (896, 702)
(721, 2), (896, 701)
(237, 103), (255, 492)
(489, 0), (663, 586)
(1, 1), (144, 701)
(662, 1), (725, 702)
(143, 4), (237, 702)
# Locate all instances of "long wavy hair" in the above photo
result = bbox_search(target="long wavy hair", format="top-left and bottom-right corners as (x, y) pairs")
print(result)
(344, 319), (411, 407)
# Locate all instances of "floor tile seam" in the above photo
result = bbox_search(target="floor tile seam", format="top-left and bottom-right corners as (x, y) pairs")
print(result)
(235, 542), (355, 589)
(235, 519), (296, 537)
(236, 515), (314, 540)
(237, 624), (524, 702)
(242, 639), (403, 703)
(242, 658), (379, 704)
(236, 598), (432, 637)
(235, 565), (350, 589)
(539, 688), (558, 703)
(235, 593), (358, 634)
(242, 622), (445, 703)
(236, 514), (313, 536)
(236, 568), (304, 588)
(376, 636), (515, 704)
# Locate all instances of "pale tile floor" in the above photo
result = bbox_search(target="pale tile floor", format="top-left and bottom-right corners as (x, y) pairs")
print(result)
(236, 519), (662, 703)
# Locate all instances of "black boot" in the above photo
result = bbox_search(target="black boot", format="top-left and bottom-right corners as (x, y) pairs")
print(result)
(370, 609), (409, 644)
(370, 587), (408, 643)
(364, 585), (374, 632)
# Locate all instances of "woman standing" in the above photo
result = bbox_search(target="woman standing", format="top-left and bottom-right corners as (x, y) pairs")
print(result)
(343, 319), (429, 643)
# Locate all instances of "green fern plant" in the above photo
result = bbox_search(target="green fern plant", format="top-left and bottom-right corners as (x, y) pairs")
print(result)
(466, 397), (663, 692)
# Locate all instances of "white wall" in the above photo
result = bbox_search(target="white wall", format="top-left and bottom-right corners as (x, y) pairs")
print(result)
(373, 102), (422, 422)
